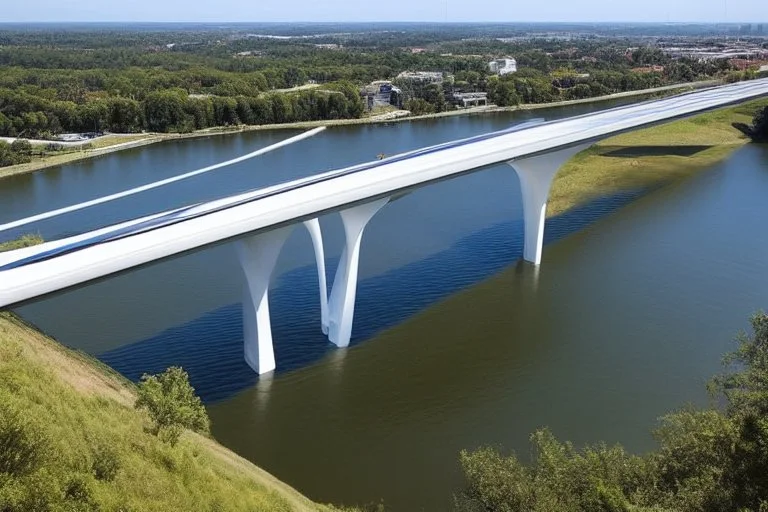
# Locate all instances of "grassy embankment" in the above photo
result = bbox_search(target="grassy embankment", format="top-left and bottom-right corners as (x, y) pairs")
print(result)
(546, 98), (768, 217)
(0, 233), (43, 251)
(0, 310), (341, 511)
(0, 234), (342, 512)
(0, 134), (159, 180)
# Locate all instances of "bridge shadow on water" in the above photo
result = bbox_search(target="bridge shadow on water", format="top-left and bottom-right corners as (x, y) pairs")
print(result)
(598, 145), (713, 158)
(100, 189), (645, 403)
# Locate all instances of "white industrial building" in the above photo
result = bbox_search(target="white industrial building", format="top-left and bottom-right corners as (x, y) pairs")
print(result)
(488, 58), (517, 75)
(395, 71), (445, 84)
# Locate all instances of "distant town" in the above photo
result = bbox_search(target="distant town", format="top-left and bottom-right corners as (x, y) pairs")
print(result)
(0, 21), (766, 160)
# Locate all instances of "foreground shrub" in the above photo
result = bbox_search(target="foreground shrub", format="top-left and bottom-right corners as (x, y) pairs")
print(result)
(457, 430), (648, 512)
(135, 366), (210, 446)
(90, 441), (120, 481)
(0, 399), (49, 477)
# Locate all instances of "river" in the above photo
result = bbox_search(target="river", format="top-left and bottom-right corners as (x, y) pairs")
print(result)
(1, 100), (767, 510)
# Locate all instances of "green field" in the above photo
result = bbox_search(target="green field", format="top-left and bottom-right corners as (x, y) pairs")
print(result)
(547, 99), (768, 217)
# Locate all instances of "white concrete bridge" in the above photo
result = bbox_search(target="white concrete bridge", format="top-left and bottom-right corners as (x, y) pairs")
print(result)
(1, 78), (767, 374)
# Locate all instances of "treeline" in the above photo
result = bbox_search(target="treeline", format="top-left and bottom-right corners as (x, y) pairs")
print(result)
(0, 46), (488, 85)
(0, 82), (363, 137)
(485, 69), (667, 106)
(0, 139), (33, 167)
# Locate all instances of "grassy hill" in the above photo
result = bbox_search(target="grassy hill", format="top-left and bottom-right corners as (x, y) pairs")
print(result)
(0, 311), (342, 511)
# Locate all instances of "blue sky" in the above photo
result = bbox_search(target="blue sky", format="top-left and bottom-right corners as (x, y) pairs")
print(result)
(1, 0), (766, 23)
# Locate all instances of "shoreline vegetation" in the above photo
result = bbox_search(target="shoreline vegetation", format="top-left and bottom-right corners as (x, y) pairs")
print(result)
(0, 80), (715, 180)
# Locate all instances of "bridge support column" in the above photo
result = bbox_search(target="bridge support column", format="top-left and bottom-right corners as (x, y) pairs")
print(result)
(327, 197), (389, 347)
(303, 218), (329, 334)
(508, 144), (589, 265)
(236, 219), (332, 374)
(235, 226), (293, 375)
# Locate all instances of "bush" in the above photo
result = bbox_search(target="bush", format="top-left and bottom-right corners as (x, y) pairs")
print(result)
(0, 470), (62, 512)
(9, 139), (32, 156)
(135, 366), (210, 446)
(750, 106), (768, 143)
(456, 430), (648, 512)
(0, 234), (44, 253)
(90, 442), (120, 481)
(0, 400), (49, 476)
(64, 474), (99, 511)
(0, 141), (31, 167)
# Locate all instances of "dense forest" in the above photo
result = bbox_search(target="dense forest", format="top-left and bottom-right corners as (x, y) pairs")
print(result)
(0, 24), (765, 138)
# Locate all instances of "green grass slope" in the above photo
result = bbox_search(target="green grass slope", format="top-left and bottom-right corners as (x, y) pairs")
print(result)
(0, 311), (337, 511)
(548, 99), (768, 216)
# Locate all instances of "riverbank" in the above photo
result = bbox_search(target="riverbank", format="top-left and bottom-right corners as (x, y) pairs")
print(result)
(0, 80), (719, 180)
(185, 79), (717, 133)
(0, 308), (347, 511)
(0, 135), (165, 179)
(547, 97), (766, 216)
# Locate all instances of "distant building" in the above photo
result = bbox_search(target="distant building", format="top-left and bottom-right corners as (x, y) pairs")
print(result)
(396, 71), (445, 84)
(58, 133), (88, 142)
(409, 48), (427, 54)
(450, 92), (488, 107)
(488, 58), (517, 75)
(360, 81), (403, 110)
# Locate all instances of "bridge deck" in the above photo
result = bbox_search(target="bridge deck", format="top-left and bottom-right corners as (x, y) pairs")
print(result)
(1, 78), (767, 307)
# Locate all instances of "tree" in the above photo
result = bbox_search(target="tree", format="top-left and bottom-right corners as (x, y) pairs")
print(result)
(666, 62), (695, 83)
(488, 78), (520, 107)
(404, 98), (434, 116)
(105, 97), (143, 133)
(9, 139), (32, 156)
(0, 141), (31, 167)
(143, 90), (189, 132)
(135, 367), (210, 446)
(284, 67), (307, 88)
(748, 106), (768, 143)
(423, 83), (447, 112)
(566, 83), (593, 100)
(75, 101), (109, 133)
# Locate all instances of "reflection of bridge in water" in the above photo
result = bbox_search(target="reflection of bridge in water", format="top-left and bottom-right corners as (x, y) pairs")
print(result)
(2, 79), (767, 375)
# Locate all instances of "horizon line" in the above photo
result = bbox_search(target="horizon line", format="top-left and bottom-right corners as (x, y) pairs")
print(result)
(1, 20), (766, 25)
